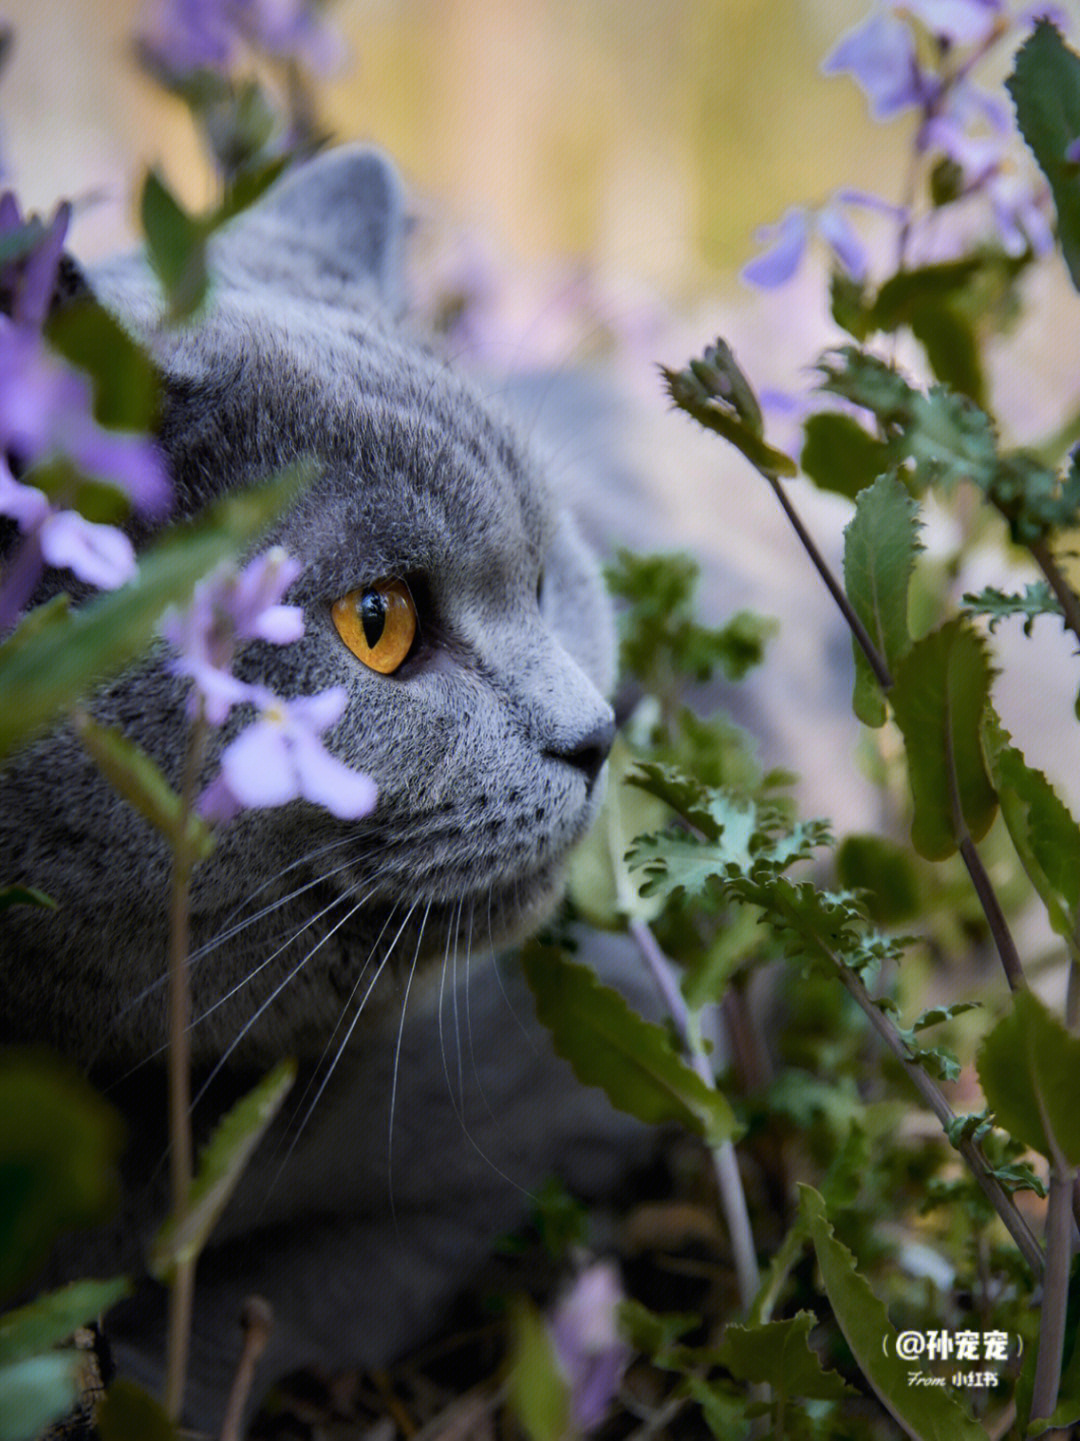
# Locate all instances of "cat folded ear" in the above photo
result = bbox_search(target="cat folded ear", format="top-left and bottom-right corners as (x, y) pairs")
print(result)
(222, 146), (408, 314)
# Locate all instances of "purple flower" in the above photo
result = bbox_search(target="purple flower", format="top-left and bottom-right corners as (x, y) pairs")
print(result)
(742, 191), (903, 289)
(0, 322), (171, 518)
(901, 0), (1005, 48)
(0, 194), (71, 329)
(822, 11), (937, 119)
(161, 547), (304, 722)
(547, 1262), (630, 1434)
(139, 0), (345, 79)
(198, 687), (378, 822)
(0, 463), (136, 592)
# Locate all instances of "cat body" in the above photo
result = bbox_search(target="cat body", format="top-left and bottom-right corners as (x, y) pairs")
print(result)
(1, 149), (655, 1424)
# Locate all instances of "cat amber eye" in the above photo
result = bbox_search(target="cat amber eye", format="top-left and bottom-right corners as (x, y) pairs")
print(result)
(331, 578), (418, 674)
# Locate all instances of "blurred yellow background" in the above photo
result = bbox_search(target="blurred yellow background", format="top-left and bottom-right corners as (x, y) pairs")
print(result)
(3, 0), (915, 293)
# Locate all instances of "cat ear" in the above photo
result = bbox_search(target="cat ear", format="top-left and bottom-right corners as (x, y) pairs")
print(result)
(224, 146), (408, 313)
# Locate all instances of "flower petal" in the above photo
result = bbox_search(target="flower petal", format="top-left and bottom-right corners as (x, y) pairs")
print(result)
(289, 727), (377, 819)
(219, 720), (298, 808)
(39, 511), (137, 590)
(741, 208), (809, 288)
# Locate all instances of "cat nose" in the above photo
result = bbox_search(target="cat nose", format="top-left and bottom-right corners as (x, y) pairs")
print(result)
(546, 711), (615, 791)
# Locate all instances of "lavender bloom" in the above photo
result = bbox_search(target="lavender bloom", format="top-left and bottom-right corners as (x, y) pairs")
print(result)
(161, 547), (303, 722)
(901, 0), (1005, 48)
(822, 10), (937, 118)
(0, 463), (136, 592)
(139, 0), (345, 79)
(0, 195), (71, 328)
(199, 686), (378, 822)
(548, 1261), (631, 1434)
(742, 191), (903, 289)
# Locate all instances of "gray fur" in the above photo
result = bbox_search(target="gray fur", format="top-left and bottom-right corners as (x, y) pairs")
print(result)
(1, 148), (650, 1426)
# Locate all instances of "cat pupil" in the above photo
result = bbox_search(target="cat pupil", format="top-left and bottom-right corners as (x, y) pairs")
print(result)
(360, 590), (386, 648)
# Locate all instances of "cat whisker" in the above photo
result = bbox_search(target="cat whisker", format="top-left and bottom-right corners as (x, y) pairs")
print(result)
(265, 897), (423, 1208)
(387, 897), (433, 1214)
(436, 894), (466, 1123)
(189, 882), (379, 1113)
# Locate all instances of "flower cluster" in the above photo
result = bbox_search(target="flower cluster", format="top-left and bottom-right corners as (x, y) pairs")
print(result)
(0, 196), (171, 631)
(742, 0), (1059, 289)
(161, 548), (377, 823)
(138, 0), (345, 81)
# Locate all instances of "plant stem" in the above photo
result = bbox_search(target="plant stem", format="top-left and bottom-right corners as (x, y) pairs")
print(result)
(1029, 537), (1080, 651)
(164, 712), (206, 1422)
(827, 950), (1044, 1277)
(763, 472), (893, 691)
(1030, 1165), (1076, 1429)
(958, 837), (1025, 992)
(629, 918), (761, 1310)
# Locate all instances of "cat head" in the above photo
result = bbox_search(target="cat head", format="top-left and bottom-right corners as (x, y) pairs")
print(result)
(3, 149), (616, 1066)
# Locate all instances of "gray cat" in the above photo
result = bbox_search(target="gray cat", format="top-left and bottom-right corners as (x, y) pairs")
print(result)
(1, 149), (656, 1426)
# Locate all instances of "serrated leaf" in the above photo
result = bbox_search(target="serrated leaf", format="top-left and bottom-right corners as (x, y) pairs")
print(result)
(96, 1378), (179, 1441)
(801, 1186), (986, 1440)
(0, 1056), (124, 1301)
(843, 472), (922, 725)
(663, 345), (797, 477)
(73, 714), (214, 860)
(800, 411), (891, 500)
(1008, 20), (1080, 291)
(961, 581), (1062, 633)
(0, 1353), (82, 1441)
(977, 989), (1080, 1165)
(0, 1278), (129, 1367)
(983, 708), (1080, 938)
(890, 620), (997, 860)
(151, 1058), (295, 1278)
(0, 462), (312, 760)
(909, 304), (984, 406)
(717, 1312), (853, 1401)
(567, 737), (668, 927)
(520, 942), (739, 1148)
(507, 1300), (570, 1441)
(911, 1003), (981, 1033)
(140, 168), (209, 320)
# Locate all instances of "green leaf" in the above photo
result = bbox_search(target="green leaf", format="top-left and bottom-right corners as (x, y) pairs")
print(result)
(836, 834), (920, 923)
(618, 1299), (700, 1367)
(717, 1312), (853, 1401)
(890, 620), (997, 860)
(983, 709), (1080, 939)
(800, 1186), (986, 1440)
(566, 737), (668, 927)
(909, 304), (984, 406)
(507, 1300), (570, 1441)
(140, 168), (209, 320)
(800, 411), (891, 500)
(216, 154), (291, 226)
(0, 885), (56, 913)
(843, 472), (922, 726)
(97, 1378), (179, 1441)
(0, 1055), (124, 1301)
(0, 462), (313, 760)
(663, 342), (797, 477)
(73, 714), (215, 861)
(0, 1278), (129, 1367)
(961, 581), (1062, 633)
(45, 297), (159, 431)
(1008, 20), (1080, 290)
(151, 1058), (295, 1279)
(0, 1353), (81, 1441)
(830, 269), (873, 340)
(520, 942), (740, 1148)
(977, 988), (1080, 1165)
